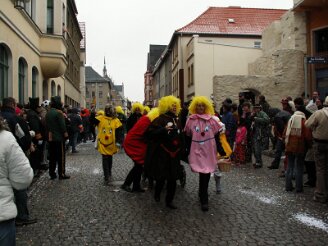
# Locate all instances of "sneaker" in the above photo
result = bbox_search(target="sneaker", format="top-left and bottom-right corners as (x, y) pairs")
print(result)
(166, 202), (177, 209)
(120, 184), (132, 192)
(15, 218), (37, 226)
(59, 175), (70, 180)
(50, 175), (57, 180)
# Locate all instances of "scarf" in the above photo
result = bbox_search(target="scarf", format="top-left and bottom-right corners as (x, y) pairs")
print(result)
(285, 111), (305, 145)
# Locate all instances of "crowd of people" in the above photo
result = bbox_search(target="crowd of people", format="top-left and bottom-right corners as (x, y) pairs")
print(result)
(1, 90), (328, 244)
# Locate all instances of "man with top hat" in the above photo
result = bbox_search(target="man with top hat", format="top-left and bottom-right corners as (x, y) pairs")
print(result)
(45, 96), (70, 180)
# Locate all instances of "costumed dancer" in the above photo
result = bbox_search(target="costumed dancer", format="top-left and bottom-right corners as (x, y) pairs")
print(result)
(145, 96), (182, 209)
(94, 105), (122, 185)
(184, 96), (222, 211)
(126, 102), (143, 132)
(121, 108), (159, 192)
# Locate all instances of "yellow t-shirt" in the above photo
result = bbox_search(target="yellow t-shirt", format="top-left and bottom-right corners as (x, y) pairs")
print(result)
(96, 116), (122, 155)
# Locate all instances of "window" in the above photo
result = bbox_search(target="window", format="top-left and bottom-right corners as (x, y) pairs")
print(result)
(99, 91), (103, 98)
(190, 64), (194, 86)
(92, 91), (95, 97)
(254, 41), (261, 48)
(315, 28), (328, 53)
(47, 0), (54, 34)
(32, 67), (38, 97)
(18, 58), (26, 104)
(42, 80), (48, 100)
(188, 66), (191, 87)
(62, 4), (66, 35)
(0, 44), (9, 101)
(57, 85), (61, 96)
(51, 80), (56, 96)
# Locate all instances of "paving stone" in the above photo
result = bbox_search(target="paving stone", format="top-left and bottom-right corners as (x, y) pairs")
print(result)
(15, 141), (328, 245)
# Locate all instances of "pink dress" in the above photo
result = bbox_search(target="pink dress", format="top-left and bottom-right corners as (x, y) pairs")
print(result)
(184, 114), (221, 173)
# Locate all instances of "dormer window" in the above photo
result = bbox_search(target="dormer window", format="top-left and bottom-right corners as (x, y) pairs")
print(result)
(228, 18), (235, 23)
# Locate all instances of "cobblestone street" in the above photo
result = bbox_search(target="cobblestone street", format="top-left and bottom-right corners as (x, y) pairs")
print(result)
(16, 141), (328, 245)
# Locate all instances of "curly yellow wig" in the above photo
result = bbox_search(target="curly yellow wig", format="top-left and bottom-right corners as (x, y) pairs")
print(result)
(147, 107), (159, 122)
(158, 96), (181, 115)
(131, 102), (144, 113)
(115, 106), (124, 115)
(143, 106), (150, 114)
(97, 110), (105, 116)
(188, 96), (215, 115)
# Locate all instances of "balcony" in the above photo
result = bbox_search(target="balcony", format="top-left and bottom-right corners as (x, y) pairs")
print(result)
(40, 34), (67, 78)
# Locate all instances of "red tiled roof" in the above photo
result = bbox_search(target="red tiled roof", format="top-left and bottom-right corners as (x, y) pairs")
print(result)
(176, 7), (287, 35)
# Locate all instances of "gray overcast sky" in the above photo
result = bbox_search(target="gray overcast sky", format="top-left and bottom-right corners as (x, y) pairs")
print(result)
(75, 0), (293, 102)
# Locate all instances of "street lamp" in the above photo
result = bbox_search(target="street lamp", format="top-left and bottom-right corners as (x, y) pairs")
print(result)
(14, 0), (25, 9)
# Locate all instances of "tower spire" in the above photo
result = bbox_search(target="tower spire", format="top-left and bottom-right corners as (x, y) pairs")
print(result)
(103, 56), (108, 77)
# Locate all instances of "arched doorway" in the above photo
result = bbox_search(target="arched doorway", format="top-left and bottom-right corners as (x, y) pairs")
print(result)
(240, 89), (261, 105)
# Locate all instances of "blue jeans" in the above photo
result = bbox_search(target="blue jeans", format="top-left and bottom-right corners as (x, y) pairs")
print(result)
(0, 219), (16, 246)
(272, 138), (285, 167)
(13, 189), (29, 220)
(253, 138), (263, 165)
(69, 132), (79, 152)
(286, 153), (304, 192)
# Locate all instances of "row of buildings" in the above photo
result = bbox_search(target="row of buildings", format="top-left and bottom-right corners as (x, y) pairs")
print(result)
(144, 0), (328, 108)
(0, 0), (125, 110)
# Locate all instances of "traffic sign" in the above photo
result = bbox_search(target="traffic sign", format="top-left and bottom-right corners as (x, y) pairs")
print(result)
(307, 56), (328, 64)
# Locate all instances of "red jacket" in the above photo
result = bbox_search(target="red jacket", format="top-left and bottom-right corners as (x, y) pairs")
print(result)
(123, 115), (150, 164)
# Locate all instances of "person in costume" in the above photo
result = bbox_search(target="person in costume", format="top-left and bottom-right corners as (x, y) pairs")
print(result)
(121, 108), (159, 192)
(94, 105), (122, 185)
(115, 106), (127, 147)
(143, 106), (150, 115)
(184, 96), (222, 211)
(126, 102), (143, 132)
(145, 96), (182, 209)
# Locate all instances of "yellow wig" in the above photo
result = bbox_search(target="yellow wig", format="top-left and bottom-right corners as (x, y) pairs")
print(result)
(115, 106), (124, 115)
(143, 106), (150, 114)
(97, 110), (105, 116)
(158, 95), (181, 115)
(131, 102), (144, 113)
(147, 107), (160, 122)
(188, 96), (215, 115)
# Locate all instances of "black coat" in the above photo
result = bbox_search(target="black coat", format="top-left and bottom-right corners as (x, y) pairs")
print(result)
(126, 112), (142, 132)
(1, 107), (32, 152)
(144, 112), (182, 181)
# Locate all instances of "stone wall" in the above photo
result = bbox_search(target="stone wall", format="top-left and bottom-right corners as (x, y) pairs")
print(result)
(213, 10), (307, 109)
(214, 49), (305, 109)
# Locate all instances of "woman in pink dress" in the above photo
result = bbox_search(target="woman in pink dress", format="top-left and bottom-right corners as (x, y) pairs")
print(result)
(184, 96), (222, 211)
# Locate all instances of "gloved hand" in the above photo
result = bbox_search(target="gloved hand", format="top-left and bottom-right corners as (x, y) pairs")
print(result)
(29, 130), (35, 138)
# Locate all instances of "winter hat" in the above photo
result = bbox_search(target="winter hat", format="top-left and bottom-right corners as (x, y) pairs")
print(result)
(29, 97), (40, 110)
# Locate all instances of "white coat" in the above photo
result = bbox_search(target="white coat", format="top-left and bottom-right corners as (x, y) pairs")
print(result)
(0, 130), (33, 222)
